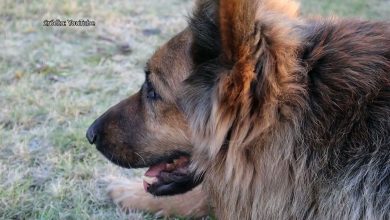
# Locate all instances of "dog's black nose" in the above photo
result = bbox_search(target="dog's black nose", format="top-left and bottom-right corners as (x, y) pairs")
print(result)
(86, 125), (97, 144)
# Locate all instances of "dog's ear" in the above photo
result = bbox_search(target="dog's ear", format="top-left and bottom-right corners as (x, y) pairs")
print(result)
(188, 0), (300, 111)
(216, 0), (301, 108)
(190, 0), (220, 65)
(216, 0), (258, 106)
(219, 0), (257, 64)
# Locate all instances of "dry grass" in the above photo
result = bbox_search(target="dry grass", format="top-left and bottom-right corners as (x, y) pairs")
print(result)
(0, 0), (388, 219)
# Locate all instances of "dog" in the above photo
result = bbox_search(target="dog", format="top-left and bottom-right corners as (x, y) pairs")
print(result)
(87, 0), (390, 218)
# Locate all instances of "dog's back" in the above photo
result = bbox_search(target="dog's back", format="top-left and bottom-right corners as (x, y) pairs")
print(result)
(296, 19), (390, 219)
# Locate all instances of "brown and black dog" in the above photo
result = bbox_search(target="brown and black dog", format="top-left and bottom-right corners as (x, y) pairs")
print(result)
(87, 0), (390, 219)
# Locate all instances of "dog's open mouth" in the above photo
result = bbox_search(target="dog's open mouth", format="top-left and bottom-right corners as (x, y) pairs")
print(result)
(142, 155), (191, 193)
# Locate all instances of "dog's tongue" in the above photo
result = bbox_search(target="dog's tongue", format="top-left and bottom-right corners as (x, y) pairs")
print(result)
(145, 163), (166, 177)
(143, 163), (166, 191)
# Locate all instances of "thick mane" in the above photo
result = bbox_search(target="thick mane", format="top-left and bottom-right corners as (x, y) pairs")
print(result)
(185, 0), (304, 173)
(183, 0), (390, 219)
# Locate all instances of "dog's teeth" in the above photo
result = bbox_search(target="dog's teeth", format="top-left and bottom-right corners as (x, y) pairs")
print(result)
(166, 163), (175, 171)
(143, 176), (158, 185)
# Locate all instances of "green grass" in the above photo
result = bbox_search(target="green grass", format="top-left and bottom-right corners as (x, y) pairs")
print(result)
(0, 0), (389, 219)
(301, 0), (390, 19)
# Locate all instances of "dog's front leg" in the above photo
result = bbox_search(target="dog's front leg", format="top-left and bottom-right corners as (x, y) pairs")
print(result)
(107, 178), (209, 218)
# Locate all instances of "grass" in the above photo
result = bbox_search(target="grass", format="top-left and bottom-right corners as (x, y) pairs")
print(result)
(0, 0), (389, 219)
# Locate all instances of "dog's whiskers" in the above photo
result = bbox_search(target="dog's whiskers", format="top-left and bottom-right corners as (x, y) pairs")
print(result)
(135, 152), (147, 166)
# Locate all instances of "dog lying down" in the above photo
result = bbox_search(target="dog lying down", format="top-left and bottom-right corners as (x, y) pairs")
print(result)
(87, 0), (390, 218)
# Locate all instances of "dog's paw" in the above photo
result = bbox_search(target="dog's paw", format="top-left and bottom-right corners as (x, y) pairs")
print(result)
(106, 177), (209, 218)
(107, 178), (164, 215)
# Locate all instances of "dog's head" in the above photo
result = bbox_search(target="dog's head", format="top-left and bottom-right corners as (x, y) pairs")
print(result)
(86, 29), (201, 195)
(87, 0), (300, 196)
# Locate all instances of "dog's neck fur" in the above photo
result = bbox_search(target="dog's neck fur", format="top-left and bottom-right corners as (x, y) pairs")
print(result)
(186, 1), (307, 219)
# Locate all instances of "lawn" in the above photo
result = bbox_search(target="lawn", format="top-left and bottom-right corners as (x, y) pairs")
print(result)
(0, 0), (389, 219)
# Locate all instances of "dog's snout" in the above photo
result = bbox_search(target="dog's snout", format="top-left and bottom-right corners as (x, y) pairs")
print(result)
(86, 123), (98, 144)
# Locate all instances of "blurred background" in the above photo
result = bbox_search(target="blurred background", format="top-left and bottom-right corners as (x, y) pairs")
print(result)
(0, 0), (389, 219)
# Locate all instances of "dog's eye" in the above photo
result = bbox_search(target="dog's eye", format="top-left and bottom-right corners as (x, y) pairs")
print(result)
(146, 81), (160, 100)
(147, 87), (159, 100)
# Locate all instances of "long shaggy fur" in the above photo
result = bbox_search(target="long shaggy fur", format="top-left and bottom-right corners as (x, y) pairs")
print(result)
(182, 0), (390, 219)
